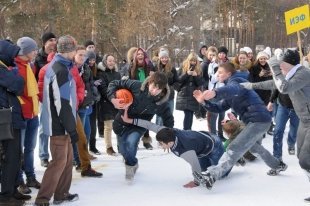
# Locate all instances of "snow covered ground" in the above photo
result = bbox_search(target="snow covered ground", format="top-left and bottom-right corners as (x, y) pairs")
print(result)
(27, 109), (309, 206)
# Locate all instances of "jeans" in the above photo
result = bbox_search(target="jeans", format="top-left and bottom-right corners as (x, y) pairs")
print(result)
(208, 122), (280, 180)
(183, 110), (194, 130)
(78, 107), (92, 143)
(117, 126), (146, 166)
(207, 111), (225, 137)
(273, 102), (299, 159)
(19, 116), (39, 181)
(156, 99), (174, 126)
(39, 106), (49, 161)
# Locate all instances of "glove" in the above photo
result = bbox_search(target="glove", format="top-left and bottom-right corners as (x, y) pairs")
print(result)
(267, 56), (281, 76)
(240, 82), (253, 90)
(70, 132), (79, 144)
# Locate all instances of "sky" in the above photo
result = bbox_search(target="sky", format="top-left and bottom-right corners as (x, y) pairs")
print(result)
(25, 109), (309, 206)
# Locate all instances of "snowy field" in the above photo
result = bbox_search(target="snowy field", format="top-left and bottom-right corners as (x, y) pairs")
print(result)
(26, 109), (309, 206)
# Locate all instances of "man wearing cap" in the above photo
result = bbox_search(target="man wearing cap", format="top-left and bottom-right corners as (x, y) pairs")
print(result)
(241, 49), (310, 203)
(35, 35), (79, 206)
(34, 32), (57, 80)
(14, 37), (41, 194)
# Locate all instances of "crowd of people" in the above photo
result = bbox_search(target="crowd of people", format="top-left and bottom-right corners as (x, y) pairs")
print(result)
(0, 32), (310, 205)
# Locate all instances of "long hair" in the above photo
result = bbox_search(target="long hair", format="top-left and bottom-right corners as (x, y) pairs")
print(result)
(130, 47), (151, 79)
(181, 52), (201, 75)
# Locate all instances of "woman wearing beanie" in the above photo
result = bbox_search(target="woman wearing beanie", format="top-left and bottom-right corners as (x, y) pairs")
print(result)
(154, 49), (178, 126)
(97, 54), (121, 155)
(176, 52), (204, 130)
(15, 37), (41, 195)
(217, 46), (229, 64)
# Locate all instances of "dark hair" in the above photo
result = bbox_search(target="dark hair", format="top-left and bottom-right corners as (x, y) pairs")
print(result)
(156, 128), (176, 143)
(219, 62), (236, 74)
(148, 71), (168, 90)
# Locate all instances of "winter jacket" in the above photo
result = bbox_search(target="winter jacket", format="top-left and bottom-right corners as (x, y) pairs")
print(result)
(41, 54), (77, 138)
(78, 63), (97, 109)
(153, 62), (178, 100)
(251, 63), (310, 124)
(176, 69), (204, 112)
(97, 64), (121, 121)
(128, 61), (155, 81)
(34, 48), (48, 81)
(14, 56), (38, 119)
(38, 52), (55, 102)
(0, 41), (25, 129)
(107, 78), (174, 135)
(249, 63), (272, 105)
(202, 72), (271, 124)
(201, 59), (211, 89)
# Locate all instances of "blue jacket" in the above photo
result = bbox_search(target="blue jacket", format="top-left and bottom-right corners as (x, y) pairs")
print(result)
(0, 40), (25, 129)
(203, 72), (271, 124)
(41, 54), (77, 137)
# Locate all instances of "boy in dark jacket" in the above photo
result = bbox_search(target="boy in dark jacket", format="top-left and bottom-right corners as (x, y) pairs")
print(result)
(107, 71), (173, 181)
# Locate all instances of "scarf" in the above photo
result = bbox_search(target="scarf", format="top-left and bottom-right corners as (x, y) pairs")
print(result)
(25, 63), (39, 116)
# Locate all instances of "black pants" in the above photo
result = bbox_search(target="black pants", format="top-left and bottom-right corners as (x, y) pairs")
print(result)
(0, 129), (21, 197)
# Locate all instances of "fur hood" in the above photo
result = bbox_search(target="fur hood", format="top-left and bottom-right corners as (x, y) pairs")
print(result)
(140, 76), (170, 105)
(97, 54), (118, 72)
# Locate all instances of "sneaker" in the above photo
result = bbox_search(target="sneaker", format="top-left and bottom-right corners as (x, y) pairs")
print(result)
(304, 197), (310, 203)
(0, 196), (25, 205)
(75, 164), (82, 172)
(288, 147), (295, 155)
(18, 182), (32, 194)
(99, 134), (104, 138)
(26, 177), (41, 189)
(267, 161), (288, 176)
(236, 157), (246, 166)
(193, 171), (215, 190)
(40, 159), (49, 167)
(243, 151), (257, 161)
(53, 193), (78, 205)
(34, 202), (50, 206)
(90, 148), (101, 155)
(267, 123), (274, 135)
(13, 190), (32, 200)
(143, 143), (153, 150)
(81, 166), (103, 177)
(106, 147), (117, 156)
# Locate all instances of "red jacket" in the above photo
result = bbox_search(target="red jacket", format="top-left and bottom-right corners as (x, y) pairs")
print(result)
(14, 56), (38, 119)
(38, 53), (85, 109)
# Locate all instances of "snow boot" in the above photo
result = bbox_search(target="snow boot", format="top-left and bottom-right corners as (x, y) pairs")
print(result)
(267, 161), (288, 176)
(125, 164), (138, 180)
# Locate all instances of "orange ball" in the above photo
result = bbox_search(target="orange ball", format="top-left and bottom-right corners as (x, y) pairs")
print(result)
(115, 89), (133, 104)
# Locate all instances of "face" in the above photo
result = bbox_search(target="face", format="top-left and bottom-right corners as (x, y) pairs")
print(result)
(74, 49), (86, 65)
(67, 50), (77, 61)
(238, 54), (248, 66)
(158, 141), (171, 150)
(25, 50), (38, 61)
(218, 52), (226, 60)
(279, 62), (291, 76)
(148, 82), (162, 96)
(86, 45), (95, 51)
(201, 47), (207, 56)
(247, 52), (253, 60)
(189, 59), (197, 67)
(88, 59), (96, 66)
(44, 38), (57, 54)
(160, 56), (169, 65)
(258, 56), (267, 66)
(217, 67), (231, 82)
(106, 55), (116, 69)
(136, 50), (145, 64)
(207, 51), (216, 61)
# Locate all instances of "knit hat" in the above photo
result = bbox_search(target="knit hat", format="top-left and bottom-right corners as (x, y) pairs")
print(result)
(281, 49), (300, 66)
(156, 128), (175, 143)
(41, 32), (56, 45)
(218, 46), (228, 55)
(158, 50), (169, 58)
(57, 35), (77, 53)
(86, 51), (96, 60)
(263, 47), (272, 58)
(84, 40), (95, 48)
(274, 48), (283, 60)
(243, 47), (253, 54)
(17, 37), (38, 55)
(256, 51), (269, 60)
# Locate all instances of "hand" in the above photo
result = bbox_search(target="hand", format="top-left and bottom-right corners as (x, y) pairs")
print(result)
(240, 82), (253, 90)
(267, 102), (273, 111)
(183, 181), (199, 188)
(121, 108), (133, 124)
(193, 90), (205, 103)
(70, 133), (79, 144)
(93, 79), (102, 86)
(111, 98), (128, 109)
(202, 90), (216, 100)
(192, 71), (197, 76)
(187, 70), (193, 76)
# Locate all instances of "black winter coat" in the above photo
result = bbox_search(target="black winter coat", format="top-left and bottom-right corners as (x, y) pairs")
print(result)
(107, 78), (174, 135)
(34, 48), (48, 80)
(79, 64), (98, 109)
(176, 69), (204, 112)
(97, 67), (121, 121)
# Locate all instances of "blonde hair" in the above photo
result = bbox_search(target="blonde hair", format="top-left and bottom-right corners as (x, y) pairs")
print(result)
(181, 52), (201, 75)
